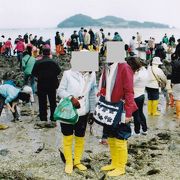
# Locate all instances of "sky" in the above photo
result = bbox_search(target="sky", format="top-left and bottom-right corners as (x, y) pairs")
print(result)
(0, 0), (179, 29)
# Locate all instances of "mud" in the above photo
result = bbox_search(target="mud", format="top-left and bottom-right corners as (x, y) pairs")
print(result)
(0, 55), (180, 180)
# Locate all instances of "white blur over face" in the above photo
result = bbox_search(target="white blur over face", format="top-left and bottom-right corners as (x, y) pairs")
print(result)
(106, 41), (126, 63)
(71, 51), (99, 72)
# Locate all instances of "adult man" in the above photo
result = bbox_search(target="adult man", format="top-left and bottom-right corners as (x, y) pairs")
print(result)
(32, 46), (61, 123)
(129, 36), (136, 55)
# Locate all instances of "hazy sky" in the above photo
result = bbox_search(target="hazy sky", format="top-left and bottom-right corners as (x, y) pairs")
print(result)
(0, 0), (179, 28)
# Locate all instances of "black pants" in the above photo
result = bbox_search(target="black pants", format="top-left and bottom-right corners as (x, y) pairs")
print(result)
(0, 95), (19, 119)
(37, 87), (57, 121)
(146, 87), (159, 100)
(60, 115), (88, 137)
(133, 95), (147, 134)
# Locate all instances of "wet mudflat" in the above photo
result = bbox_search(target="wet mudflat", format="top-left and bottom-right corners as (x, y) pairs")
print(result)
(0, 56), (180, 180)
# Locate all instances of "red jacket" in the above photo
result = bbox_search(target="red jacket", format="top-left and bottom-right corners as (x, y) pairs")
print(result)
(15, 41), (25, 52)
(5, 41), (12, 48)
(101, 63), (137, 118)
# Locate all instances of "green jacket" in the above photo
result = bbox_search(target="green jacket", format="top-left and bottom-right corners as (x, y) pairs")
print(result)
(22, 55), (36, 75)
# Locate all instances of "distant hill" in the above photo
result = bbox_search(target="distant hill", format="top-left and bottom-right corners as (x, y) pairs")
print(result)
(57, 14), (170, 28)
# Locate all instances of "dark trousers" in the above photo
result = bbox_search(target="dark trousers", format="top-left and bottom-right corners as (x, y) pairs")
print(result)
(37, 87), (57, 121)
(17, 52), (23, 69)
(133, 95), (147, 133)
(60, 115), (88, 137)
(146, 87), (159, 100)
(0, 95), (19, 119)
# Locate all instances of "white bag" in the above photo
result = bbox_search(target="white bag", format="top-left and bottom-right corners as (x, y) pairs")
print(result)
(77, 96), (87, 116)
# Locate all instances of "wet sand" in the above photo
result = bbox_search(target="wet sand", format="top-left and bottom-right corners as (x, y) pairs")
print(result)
(0, 55), (180, 180)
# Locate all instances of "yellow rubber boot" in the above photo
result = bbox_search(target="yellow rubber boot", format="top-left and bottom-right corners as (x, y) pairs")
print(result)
(74, 136), (87, 171)
(152, 100), (160, 116)
(0, 124), (9, 130)
(148, 100), (153, 115)
(107, 139), (127, 177)
(176, 100), (180, 119)
(101, 138), (116, 171)
(63, 135), (73, 174)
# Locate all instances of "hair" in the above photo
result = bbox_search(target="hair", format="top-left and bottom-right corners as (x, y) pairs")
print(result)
(84, 29), (87, 32)
(42, 47), (50, 56)
(114, 32), (118, 35)
(126, 57), (142, 72)
(17, 92), (30, 103)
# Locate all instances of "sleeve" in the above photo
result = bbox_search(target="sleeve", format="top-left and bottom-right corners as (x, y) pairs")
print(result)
(57, 71), (71, 98)
(122, 65), (138, 118)
(89, 73), (97, 113)
(5, 94), (15, 104)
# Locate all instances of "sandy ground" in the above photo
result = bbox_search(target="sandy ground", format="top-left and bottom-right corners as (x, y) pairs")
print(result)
(0, 55), (180, 180)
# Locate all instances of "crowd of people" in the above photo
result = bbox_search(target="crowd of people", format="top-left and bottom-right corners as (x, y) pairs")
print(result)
(0, 29), (180, 177)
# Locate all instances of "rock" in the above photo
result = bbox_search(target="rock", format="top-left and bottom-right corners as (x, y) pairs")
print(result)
(35, 143), (45, 153)
(168, 142), (176, 151)
(157, 133), (171, 140)
(0, 149), (10, 156)
(147, 169), (160, 175)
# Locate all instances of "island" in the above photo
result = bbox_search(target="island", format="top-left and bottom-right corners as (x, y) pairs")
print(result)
(57, 14), (170, 28)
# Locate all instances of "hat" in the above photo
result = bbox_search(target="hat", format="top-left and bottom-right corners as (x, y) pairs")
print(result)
(21, 85), (34, 103)
(152, 57), (162, 65)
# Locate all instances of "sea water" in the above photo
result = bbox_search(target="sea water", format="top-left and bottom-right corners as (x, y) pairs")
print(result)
(0, 27), (179, 56)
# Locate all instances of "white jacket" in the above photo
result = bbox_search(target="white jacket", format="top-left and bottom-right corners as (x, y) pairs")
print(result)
(57, 70), (97, 113)
(134, 67), (148, 98)
(146, 64), (167, 89)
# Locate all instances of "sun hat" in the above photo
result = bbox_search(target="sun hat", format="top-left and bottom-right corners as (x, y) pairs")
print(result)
(152, 57), (163, 65)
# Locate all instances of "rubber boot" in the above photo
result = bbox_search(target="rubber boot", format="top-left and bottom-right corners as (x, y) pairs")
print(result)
(74, 136), (87, 171)
(0, 124), (9, 130)
(101, 138), (116, 171)
(148, 100), (153, 115)
(63, 135), (73, 174)
(107, 139), (127, 177)
(176, 100), (180, 119)
(152, 100), (160, 116)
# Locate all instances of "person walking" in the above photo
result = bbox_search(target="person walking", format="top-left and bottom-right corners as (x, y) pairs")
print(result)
(14, 39), (25, 69)
(57, 70), (96, 174)
(22, 44), (36, 93)
(146, 57), (167, 116)
(32, 46), (61, 123)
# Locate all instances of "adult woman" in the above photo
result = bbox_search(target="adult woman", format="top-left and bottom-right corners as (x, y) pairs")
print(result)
(127, 57), (148, 135)
(99, 61), (137, 177)
(146, 57), (167, 116)
(22, 45), (36, 93)
(57, 70), (96, 174)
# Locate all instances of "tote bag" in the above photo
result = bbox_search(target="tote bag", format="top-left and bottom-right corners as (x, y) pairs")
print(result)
(54, 97), (79, 124)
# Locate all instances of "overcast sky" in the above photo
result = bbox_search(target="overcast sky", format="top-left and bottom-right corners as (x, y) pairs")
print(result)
(0, 0), (179, 28)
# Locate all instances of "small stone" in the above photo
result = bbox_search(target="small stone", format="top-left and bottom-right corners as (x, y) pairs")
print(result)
(0, 149), (9, 156)
(147, 169), (160, 175)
